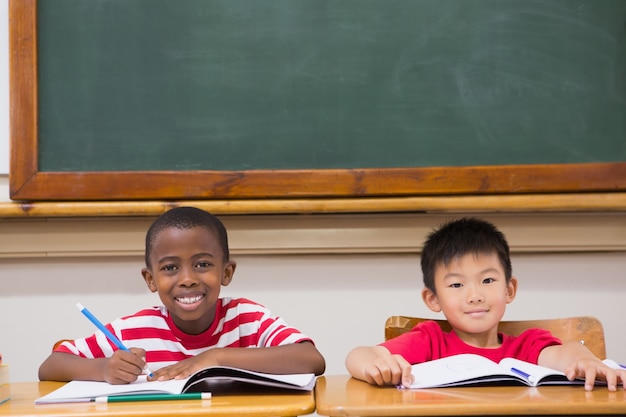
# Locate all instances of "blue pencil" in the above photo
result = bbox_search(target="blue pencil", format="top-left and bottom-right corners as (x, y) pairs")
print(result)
(76, 303), (155, 378)
(510, 367), (536, 383)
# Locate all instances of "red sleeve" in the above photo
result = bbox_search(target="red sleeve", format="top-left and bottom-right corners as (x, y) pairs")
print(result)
(379, 321), (445, 364)
(500, 328), (562, 364)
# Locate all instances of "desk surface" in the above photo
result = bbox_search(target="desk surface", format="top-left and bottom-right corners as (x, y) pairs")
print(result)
(315, 375), (626, 416)
(0, 382), (315, 417)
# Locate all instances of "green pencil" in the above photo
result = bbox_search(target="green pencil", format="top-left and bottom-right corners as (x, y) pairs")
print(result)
(94, 392), (211, 403)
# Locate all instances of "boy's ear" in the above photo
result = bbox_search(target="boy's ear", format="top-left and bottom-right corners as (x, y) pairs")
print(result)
(422, 287), (442, 313)
(221, 260), (237, 286)
(142, 268), (158, 293)
(506, 276), (518, 304)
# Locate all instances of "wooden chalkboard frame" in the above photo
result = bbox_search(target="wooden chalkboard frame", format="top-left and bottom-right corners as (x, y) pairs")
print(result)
(9, 0), (626, 203)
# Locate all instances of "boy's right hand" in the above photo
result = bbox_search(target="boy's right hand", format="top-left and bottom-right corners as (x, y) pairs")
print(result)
(362, 353), (414, 387)
(346, 346), (414, 387)
(102, 347), (147, 384)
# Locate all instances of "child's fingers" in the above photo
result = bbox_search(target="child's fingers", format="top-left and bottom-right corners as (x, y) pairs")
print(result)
(363, 358), (403, 386)
(583, 367), (597, 391)
(105, 353), (145, 384)
(128, 347), (146, 356)
(118, 348), (145, 368)
(401, 366), (414, 388)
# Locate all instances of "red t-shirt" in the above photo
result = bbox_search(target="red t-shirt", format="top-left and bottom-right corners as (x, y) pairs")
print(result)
(380, 320), (561, 365)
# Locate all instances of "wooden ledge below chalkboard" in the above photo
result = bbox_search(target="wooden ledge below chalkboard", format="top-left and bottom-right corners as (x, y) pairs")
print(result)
(1, 193), (626, 218)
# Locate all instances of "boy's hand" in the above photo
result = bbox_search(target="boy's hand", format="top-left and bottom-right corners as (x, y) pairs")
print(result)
(102, 347), (147, 385)
(361, 353), (414, 387)
(565, 358), (626, 391)
(150, 351), (219, 381)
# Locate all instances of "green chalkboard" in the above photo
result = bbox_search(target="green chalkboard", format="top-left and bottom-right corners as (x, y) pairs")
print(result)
(36, 0), (626, 172)
(9, 0), (626, 202)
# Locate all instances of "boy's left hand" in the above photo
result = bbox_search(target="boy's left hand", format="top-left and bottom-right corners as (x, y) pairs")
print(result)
(149, 351), (218, 381)
(565, 358), (626, 391)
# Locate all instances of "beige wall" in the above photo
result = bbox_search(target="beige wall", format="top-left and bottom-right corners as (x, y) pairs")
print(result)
(1, 176), (625, 382)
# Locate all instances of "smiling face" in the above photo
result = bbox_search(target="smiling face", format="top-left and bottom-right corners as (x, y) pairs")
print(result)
(422, 252), (517, 348)
(141, 226), (236, 335)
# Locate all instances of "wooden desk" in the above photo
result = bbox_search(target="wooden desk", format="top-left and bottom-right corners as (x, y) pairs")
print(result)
(0, 382), (315, 417)
(315, 375), (626, 416)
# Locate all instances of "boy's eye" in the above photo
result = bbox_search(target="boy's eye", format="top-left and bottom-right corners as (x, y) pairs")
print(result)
(449, 283), (462, 288)
(196, 261), (213, 269)
(161, 264), (178, 272)
(483, 277), (495, 284)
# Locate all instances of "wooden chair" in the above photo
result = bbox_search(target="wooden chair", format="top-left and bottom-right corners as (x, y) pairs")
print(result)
(384, 316), (606, 359)
(52, 339), (73, 351)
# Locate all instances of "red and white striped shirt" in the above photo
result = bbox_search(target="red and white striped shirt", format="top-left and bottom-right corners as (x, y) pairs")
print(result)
(56, 297), (313, 371)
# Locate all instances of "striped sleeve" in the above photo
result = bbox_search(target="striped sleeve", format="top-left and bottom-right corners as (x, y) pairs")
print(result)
(54, 307), (168, 359)
(214, 298), (313, 348)
(55, 323), (121, 358)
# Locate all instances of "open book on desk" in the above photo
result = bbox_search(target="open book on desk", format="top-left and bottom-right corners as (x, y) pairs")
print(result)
(35, 366), (316, 404)
(405, 354), (586, 389)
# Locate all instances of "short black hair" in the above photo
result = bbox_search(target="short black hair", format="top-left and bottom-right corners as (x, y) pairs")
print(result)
(420, 217), (512, 293)
(144, 206), (230, 267)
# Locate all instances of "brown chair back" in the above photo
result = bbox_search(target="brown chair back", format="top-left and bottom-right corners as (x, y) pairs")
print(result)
(52, 339), (73, 351)
(384, 315), (606, 359)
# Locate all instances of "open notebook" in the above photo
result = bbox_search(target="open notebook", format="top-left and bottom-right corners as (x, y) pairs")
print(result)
(36, 366), (316, 404)
(405, 354), (621, 389)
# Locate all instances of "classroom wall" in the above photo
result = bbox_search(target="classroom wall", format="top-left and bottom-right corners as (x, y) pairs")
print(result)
(0, 0), (624, 384)
(1, 208), (626, 382)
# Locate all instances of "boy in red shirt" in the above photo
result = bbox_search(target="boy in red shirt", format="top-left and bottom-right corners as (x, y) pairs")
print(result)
(346, 217), (625, 391)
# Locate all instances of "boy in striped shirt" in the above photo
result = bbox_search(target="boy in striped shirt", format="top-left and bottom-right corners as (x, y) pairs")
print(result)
(39, 207), (325, 384)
